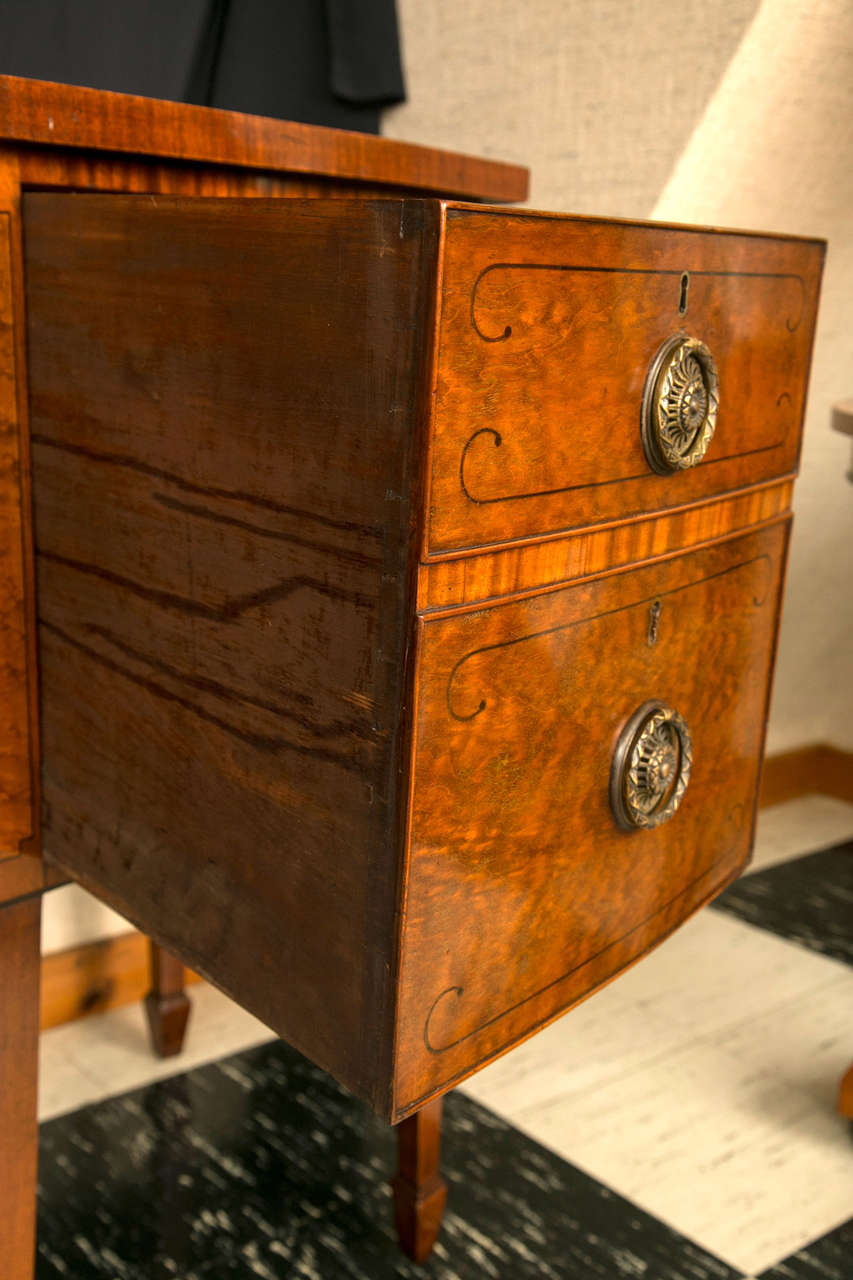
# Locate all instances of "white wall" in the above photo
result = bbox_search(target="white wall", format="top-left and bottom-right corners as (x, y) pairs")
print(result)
(42, 884), (128, 954)
(649, 0), (853, 752)
(385, 0), (853, 753)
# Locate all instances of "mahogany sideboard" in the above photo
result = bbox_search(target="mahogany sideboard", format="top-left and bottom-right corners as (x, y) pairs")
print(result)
(0, 75), (824, 1274)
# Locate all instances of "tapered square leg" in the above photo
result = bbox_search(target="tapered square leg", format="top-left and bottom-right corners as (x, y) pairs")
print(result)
(392, 1096), (448, 1263)
(840, 1061), (853, 1118)
(0, 894), (41, 1278)
(143, 941), (191, 1058)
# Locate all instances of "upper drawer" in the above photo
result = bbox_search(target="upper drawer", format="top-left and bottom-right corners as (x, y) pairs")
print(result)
(425, 206), (824, 555)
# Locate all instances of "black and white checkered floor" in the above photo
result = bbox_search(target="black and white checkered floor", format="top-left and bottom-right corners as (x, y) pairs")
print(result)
(36, 798), (853, 1278)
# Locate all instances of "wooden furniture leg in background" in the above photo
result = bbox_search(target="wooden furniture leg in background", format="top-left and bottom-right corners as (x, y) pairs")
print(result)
(392, 1096), (448, 1263)
(144, 941), (191, 1058)
(0, 894), (41, 1278)
(840, 1061), (853, 1119)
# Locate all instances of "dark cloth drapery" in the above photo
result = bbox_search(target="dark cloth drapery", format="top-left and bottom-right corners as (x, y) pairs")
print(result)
(0, 0), (405, 133)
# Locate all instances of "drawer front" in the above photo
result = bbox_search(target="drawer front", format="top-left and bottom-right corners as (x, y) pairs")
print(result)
(394, 521), (788, 1116)
(426, 208), (823, 554)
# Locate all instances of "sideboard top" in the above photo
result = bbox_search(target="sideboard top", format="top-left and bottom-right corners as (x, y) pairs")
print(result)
(0, 74), (529, 203)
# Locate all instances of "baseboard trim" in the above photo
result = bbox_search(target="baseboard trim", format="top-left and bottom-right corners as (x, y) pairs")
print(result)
(41, 930), (201, 1033)
(759, 743), (853, 809)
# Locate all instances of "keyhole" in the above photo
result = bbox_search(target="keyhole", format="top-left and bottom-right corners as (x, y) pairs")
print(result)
(648, 600), (662, 645)
(678, 272), (690, 315)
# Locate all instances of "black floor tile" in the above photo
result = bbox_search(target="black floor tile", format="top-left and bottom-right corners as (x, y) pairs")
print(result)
(712, 840), (853, 966)
(756, 1215), (853, 1279)
(37, 1038), (744, 1279)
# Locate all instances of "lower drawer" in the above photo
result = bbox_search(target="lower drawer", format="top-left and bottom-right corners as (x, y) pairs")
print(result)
(394, 520), (788, 1116)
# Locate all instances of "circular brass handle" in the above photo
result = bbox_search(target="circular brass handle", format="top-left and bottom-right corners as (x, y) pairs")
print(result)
(610, 701), (693, 830)
(641, 335), (719, 473)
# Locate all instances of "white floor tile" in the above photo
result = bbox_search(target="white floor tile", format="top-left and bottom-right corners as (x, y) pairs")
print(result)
(513, 1033), (853, 1275)
(39, 982), (275, 1122)
(716, 973), (853, 1099)
(463, 914), (853, 1275)
(600, 910), (850, 1043)
(460, 980), (688, 1116)
(750, 794), (853, 874)
(38, 1042), (106, 1120)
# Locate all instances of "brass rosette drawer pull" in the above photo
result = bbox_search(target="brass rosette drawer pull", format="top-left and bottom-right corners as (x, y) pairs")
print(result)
(610, 701), (693, 830)
(642, 335), (719, 474)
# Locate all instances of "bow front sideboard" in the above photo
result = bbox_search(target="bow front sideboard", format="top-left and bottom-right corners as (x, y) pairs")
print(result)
(0, 75), (823, 1275)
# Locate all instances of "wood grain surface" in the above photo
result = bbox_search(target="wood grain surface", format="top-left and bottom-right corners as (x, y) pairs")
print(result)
(394, 521), (789, 1116)
(0, 74), (529, 202)
(418, 479), (792, 612)
(0, 135), (419, 897)
(0, 151), (42, 890)
(393, 1097), (448, 1262)
(25, 193), (437, 1111)
(144, 942), (191, 1058)
(0, 894), (41, 1277)
(15, 143), (378, 199)
(0, 209), (32, 858)
(425, 206), (824, 554)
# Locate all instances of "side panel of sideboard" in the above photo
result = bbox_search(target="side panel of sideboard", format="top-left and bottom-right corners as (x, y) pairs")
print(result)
(23, 194), (437, 1111)
(0, 150), (368, 900)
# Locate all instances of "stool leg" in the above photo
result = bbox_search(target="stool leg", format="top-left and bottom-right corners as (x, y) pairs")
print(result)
(143, 940), (190, 1058)
(0, 895), (41, 1278)
(840, 1061), (853, 1119)
(392, 1096), (448, 1263)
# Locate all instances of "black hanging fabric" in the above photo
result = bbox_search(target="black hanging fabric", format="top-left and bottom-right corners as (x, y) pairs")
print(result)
(0, 0), (406, 133)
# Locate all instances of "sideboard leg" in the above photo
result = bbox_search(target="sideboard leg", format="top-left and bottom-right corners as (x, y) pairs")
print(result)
(0, 894), (41, 1278)
(392, 1096), (448, 1263)
(840, 1060), (853, 1118)
(144, 941), (191, 1058)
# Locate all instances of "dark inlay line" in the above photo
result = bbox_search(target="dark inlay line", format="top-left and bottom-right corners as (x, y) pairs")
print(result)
(40, 620), (369, 773)
(423, 833), (739, 1057)
(86, 623), (374, 743)
(401, 840), (751, 1117)
(459, 427), (785, 506)
(31, 433), (383, 539)
(470, 262), (806, 341)
(446, 552), (771, 722)
(37, 549), (374, 621)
